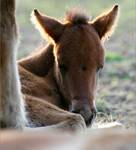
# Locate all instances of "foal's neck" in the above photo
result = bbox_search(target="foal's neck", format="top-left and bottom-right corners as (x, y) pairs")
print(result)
(19, 44), (54, 76)
(19, 43), (69, 109)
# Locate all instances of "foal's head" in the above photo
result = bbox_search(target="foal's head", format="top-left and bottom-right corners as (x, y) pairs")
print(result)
(32, 5), (119, 126)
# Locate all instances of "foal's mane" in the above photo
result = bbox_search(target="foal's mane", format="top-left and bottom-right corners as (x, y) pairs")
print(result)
(64, 8), (90, 25)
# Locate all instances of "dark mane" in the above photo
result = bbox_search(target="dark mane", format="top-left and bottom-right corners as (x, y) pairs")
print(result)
(65, 8), (90, 25)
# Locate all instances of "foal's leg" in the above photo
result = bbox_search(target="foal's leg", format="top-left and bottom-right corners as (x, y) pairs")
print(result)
(25, 95), (86, 132)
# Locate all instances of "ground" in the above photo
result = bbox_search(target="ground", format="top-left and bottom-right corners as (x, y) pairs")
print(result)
(17, 0), (136, 129)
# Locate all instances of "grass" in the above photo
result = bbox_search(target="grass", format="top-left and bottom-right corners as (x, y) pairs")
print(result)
(105, 51), (123, 62)
(95, 100), (118, 124)
(96, 99), (110, 114)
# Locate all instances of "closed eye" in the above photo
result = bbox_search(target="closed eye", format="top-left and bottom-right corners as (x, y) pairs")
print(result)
(81, 65), (87, 71)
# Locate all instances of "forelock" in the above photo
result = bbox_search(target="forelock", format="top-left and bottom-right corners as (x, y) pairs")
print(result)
(64, 8), (91, 25)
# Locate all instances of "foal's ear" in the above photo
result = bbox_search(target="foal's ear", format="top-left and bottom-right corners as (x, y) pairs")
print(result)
(31, 9), (64, 42)
(92, 5), (119, 40)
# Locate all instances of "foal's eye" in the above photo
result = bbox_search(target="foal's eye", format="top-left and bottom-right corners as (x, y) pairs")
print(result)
(59, 64), (68, 75)
(81, 65), (87, 71)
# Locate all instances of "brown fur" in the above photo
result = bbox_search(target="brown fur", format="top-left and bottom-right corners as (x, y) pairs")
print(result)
(18, 5), (119, 129)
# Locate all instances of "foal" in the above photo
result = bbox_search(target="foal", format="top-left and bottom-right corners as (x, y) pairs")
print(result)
(19, 5), (118, 131)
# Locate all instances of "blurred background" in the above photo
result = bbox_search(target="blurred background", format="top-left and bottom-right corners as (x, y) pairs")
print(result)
(16, 0), (136, 129)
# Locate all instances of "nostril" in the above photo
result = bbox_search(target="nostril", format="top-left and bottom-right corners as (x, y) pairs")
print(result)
(85, 108), (97, 126)
(73, 96), (81, 101)
(91, 107), (97, 115)
(92, 111), (97, 119)
(91, 108), (97, 121)
(73, 96), (88, 101)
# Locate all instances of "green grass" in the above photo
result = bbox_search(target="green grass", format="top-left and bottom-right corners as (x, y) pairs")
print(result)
(95, 99), (118, 122)
(96, 99), (110, 114)
(105, 51), (123, 62)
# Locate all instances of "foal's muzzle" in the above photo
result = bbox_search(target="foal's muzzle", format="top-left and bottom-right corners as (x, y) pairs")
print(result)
(70, 98), (97, 126)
